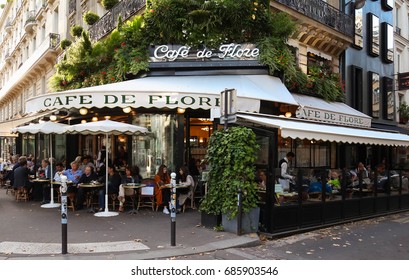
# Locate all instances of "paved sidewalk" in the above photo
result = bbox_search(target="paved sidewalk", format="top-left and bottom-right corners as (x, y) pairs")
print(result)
(0, 189), (259, 260)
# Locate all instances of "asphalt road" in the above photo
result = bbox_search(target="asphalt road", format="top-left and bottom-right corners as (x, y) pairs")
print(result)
(166, 211), (409, 260)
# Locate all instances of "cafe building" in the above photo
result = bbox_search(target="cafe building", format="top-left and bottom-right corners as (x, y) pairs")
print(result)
(18, 41), (409, 235)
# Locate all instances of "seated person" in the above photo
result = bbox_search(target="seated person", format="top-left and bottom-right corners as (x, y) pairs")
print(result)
(350, 162), (369, 186)
(328, 170), (340, 191)
(62, 161), (83, 192)
(177, 166), (195, 211)
(98, 164), (121, 212)
(40, 159), (53, 204)
(53, 162), (65, 182)
(118, 166), (142, 212)
(256, 169), (267, 190)
(13, 157), (32, 197)
(375, 163), (389, 193)
(154, 164), (171, 214)
(75, 166), (99, 210)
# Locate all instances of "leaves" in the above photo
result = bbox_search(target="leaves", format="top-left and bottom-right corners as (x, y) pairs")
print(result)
(200, 127), (259, 219)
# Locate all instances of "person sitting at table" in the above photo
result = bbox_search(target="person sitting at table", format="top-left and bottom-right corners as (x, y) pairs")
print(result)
(154, 164), (171, 214)
(374, 163), (390, 193)
(75, 166), (99, 210)
(13, 156), (33, 200)
(98, 164), (121, 212)
(328, 170), (341, 191)
(117, 165), (142, 212)
(40, 159), (53, 204)
(350, 162), (369, 186)
(177, 165), (195, 213)
(53, 162), (65, 182)
(256, 169), (267, 190)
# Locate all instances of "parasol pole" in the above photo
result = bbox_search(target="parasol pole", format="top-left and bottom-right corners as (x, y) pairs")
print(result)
(42, 134), (60, 208)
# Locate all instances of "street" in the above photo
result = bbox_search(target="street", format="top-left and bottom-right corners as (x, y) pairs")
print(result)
(166, 211), (409, 260)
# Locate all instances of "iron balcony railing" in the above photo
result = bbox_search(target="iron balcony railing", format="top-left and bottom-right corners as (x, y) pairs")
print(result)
(88, 0), (145, 41)
(69, 0), (76, 15)
(274, 0), (354, 37)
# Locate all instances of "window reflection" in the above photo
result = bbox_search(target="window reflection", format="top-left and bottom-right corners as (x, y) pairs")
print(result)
(370, 72), (380, 118)
(131, 114), (176, 178)
(382, 23), (394, 63)
(354, 7), (363, 48)
(368, 14), (380, 56)
(383, 77), (394, 120)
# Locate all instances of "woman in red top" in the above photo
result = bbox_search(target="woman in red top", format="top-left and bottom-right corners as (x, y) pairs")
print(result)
(154, 164), (171, 214)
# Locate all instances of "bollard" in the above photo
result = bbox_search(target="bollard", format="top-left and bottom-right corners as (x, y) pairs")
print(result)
(237, 188), (242, 236)
(60, 175), (68, 254)
(170, 172), (177, 246)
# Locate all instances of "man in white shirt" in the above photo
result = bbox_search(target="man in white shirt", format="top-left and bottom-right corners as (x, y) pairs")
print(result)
(278, 152), (295, 192)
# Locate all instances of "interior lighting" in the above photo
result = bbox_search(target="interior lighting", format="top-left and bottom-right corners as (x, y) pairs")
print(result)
(177, 107), (185, 114)
(92, 116), (98, 122)
(81, 120), (87, 124)
(285, 112), (292, 118)
(123, 107), (132, 114)
(49, 115), (57, 121)
(79, 108), (88, 115)
(104, 116), (111, 120)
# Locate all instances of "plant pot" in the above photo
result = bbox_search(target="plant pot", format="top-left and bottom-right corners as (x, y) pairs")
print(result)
(200, 212), (221, 228)
(222, 207), (260, 234)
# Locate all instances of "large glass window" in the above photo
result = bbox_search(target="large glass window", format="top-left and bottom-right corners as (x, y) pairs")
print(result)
(353, 7), (364, 49)
(381, 23), (394, 63)
(368, 14), (380, 57)
(369, 72), (380, 118)
(131, 113), (177, 178)
(383, 77), (394, 120)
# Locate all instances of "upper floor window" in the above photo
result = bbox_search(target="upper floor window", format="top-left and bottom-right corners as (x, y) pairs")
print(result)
(381, 22), (393, 63)
(353, 6), (364, 49)
(369, 71), (380, 118)
(368, 13), (380, 57)
(381, 0), (393, 11)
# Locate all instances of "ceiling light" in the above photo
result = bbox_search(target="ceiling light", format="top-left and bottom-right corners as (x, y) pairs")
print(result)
(49, 115), (57, 121)
(79, 108), (88, 115)
(81, 120), (87, 124)
(177, 107), (185, 114)
(104, 116), (111, 120)
(92, 116), (98, 122)
(285, 112), (292, 118)
(123, 107), (132, 114)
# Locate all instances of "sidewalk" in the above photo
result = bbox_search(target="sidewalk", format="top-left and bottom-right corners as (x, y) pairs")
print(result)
(0, 189), (260, 260)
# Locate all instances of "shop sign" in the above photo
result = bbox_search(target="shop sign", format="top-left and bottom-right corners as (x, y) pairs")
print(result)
(26, 93), (222, 113)
(150, 43), (259, 62)
(296, 107), (371, 127)
(398, 72), (409, 91)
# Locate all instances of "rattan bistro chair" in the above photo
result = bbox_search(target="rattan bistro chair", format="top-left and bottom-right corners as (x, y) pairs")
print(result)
(137, 179), (156, 211)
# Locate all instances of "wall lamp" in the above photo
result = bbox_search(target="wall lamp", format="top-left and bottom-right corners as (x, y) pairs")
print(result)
(346, 0), (366, 10)
(123, 106), (132, 114)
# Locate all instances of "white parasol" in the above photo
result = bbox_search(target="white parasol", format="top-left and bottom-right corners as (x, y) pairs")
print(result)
(11, 121), (70, 208)
(65, 119), (148, 217)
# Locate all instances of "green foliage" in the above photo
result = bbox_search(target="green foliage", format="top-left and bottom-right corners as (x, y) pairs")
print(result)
(83, 11), (100, 25)
(101, 0), (119, 10)
(60, 39), (72, 50)
(398, 102), (409, 122)
(200, 126), (260, 219)
(51, 0), (344, 101)
(70, 25), (84, 38)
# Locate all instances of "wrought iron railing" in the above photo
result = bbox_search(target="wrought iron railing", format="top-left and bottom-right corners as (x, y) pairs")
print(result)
(49, 33), (60, 49)
(88, 0), (145, 41)
(25, 10), (37, 25)
(274, 0), (354, 37)
(69, 0), (76, 15)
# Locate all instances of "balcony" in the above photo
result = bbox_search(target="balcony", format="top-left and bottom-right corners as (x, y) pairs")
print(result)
(24, 11), (37, 33)
(89, 0), (145, 41)
(396, 27), (401, 36)
(271, 0), (354, 55)
(4, 52), (12, 63)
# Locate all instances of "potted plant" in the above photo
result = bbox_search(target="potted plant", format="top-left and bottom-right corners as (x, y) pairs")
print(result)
(199, 126), (260, 234)
(398, 102), (409, 124)
(83, 12), (100, 26)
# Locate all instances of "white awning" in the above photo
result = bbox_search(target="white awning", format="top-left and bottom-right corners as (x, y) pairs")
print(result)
(0, 111), (52, 137)
(238, 113), (409, 146)
(293, 93), (372, 128)
(26, 75), (297, 113)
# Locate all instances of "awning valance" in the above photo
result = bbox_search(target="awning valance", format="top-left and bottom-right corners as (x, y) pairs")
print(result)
(26, 75), (297, 113)
(238, 113), (409, 146)
(293, 93), (372, 128)
(0, 111), (52, 137)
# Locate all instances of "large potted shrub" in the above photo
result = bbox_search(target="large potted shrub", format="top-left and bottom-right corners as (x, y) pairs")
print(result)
(200, 126), (260, 234)
(398, 102), (409, 124)
(83, 11), (100, 26)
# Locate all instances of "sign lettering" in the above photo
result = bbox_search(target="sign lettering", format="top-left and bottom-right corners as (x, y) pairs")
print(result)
(296, 107), (371, 128)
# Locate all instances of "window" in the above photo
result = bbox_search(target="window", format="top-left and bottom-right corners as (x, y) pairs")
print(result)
(353, 6), (364, 49)
(307, 52), (331, 75)
(381, 0), (393, 11)
(351, 65), (363, 111)
(368, 14), (380, 57)
(369, 72), (380, 118)
(381, 22), (393, 63)
(383, 77), (394, 120)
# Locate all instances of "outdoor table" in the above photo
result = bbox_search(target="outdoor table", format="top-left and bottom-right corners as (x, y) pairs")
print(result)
(121, 183), (146, 214)
(164, 183), (189, 189)
(31, 178), (50, 201)
(77, 182), (104, 213)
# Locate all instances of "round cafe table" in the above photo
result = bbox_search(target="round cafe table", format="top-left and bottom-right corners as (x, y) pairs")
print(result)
(121, 183), (146, 214)
(30, 178), (50, 202)
(77, 183), (104, 213)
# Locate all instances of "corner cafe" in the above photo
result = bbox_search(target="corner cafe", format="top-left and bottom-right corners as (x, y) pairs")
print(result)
(20, 43), (409, 235)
